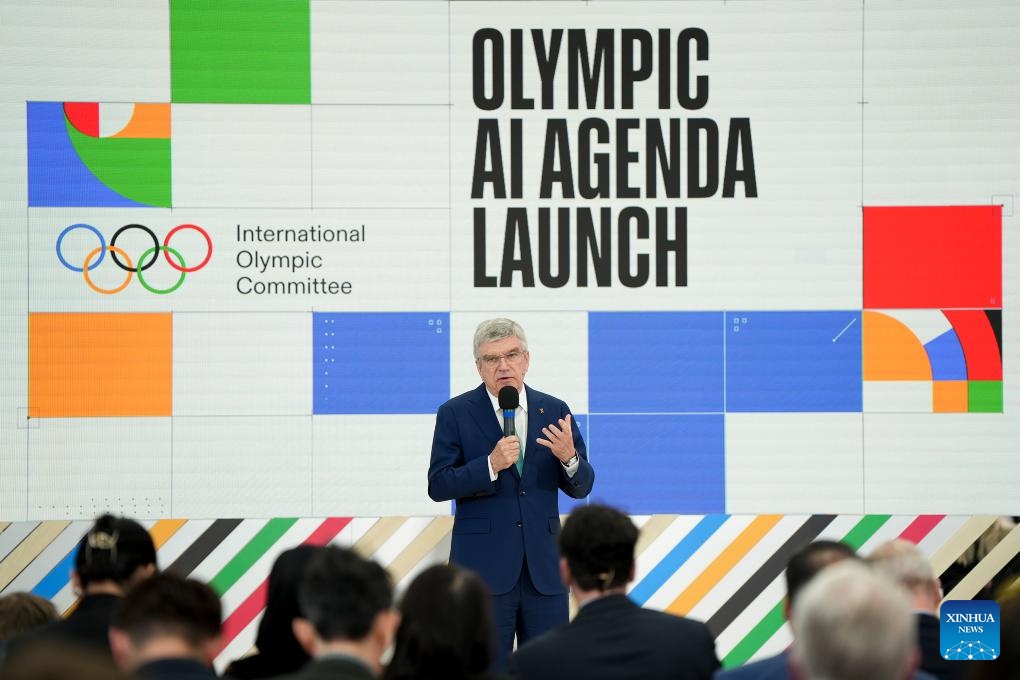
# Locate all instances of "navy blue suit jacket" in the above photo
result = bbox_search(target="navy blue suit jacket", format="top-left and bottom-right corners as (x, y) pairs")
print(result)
(428, 384), (594, 595)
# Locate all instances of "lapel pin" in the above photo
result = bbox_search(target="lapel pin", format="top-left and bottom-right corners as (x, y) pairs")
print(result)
(539, 407), (544, 414)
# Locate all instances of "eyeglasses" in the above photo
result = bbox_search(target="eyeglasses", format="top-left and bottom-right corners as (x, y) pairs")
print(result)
(479, 350), (525, 367)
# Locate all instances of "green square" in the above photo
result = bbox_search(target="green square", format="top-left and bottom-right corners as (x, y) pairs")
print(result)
(171, 0), (311, 104)
(968, 380), (1003, 413)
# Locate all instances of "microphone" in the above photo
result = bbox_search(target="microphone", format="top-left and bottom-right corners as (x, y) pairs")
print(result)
(498, 386), (519, 437)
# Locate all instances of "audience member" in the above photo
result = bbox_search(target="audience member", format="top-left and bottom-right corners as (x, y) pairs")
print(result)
(509, 504), (719, 680)
(790, 561), (918, 680)
(7, 513), (157, 661)
(0, 592), (58, 665)
(109, 572), (222, 680)
(275, 546), (397, 680)
(385, 564), (498, 680)
(226, 546), (319, 679)
(869, 540), (962, 680)
(715, 540), (858, 680)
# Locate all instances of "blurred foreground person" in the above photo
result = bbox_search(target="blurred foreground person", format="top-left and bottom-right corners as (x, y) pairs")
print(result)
(0, 592), (58, 665)
(510, 504), (719, 680)
(275, 546), (397, 680)
(868, 540), (962, 680)
(2, 642), (131, 680)
(110, 572), (223, 680)
(8, 513), (157, 662)
(226, 546), (319, 679)
(385, 564), (499, 680)
(790, 561), (918, 680)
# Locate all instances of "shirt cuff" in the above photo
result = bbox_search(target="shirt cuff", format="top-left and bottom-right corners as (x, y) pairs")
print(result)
(487, 456), (497, 482)
(562, 454), (579, 477)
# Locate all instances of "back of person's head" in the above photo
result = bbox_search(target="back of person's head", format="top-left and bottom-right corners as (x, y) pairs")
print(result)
(296, 546), (393, 646)
(242, 545), (318, 673)
(385, 564), (494, 680)
(0, 592), (58, 641)
(109, 572), (222, 670)
(559, 504), (638, 592)
(785, 539), (858, 608)
(73, 514), (157, 592)
(791, 561), (917, 680)
(867, 539), (940, 609)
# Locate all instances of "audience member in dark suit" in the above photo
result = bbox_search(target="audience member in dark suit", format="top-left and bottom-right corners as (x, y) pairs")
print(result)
(790, 561), (920, 680)
(109, 572), (222, 680)
(226, 546), (319, 679)
(509, 504), (720, 680)
(385, 563), (501, 680)
(273, 546), (397, 680)
(7, 514), (157, 663)
(2, 643), (131, 680)
(869, 539), (964, 680)
(715, 540), (858, 680)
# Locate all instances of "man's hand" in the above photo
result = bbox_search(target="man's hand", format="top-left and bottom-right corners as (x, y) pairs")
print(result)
(489, 436), (521, 473)
(536, 414), (576, 464)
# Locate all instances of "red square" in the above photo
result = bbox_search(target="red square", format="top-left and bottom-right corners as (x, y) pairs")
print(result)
(864, 206), (1001, 309)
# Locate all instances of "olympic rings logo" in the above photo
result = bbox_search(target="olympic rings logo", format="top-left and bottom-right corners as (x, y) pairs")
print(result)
(56, 223), (213, 295)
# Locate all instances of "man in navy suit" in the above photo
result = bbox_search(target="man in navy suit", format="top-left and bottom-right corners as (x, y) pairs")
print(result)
(428, 318), (595, 668)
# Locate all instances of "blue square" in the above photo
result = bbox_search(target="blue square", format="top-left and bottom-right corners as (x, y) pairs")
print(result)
(940, 600), (1000, 661)
(585, 414), (724, 514)
(589, 312), (724, 414)
(313, 312), (449, 414)
(725, 311), (862, 412)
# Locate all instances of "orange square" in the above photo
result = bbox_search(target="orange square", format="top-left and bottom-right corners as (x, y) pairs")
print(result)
(29, 313), (172, 418)
(932, 380), (968, 413)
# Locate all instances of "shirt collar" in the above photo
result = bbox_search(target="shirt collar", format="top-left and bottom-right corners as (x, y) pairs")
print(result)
(486, 385), (528, 413)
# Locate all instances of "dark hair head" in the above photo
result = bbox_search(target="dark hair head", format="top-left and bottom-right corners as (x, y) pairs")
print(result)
(0, 592), (58, 640)
(785, 540), (858, 607)
(74, 514), (157, 589)
(297, 547), (392, 643)
(559, 504), (638, 592)
(252, 546), (319, 667)
(385, 564), (494, 680)
(112, 572), (221, 647)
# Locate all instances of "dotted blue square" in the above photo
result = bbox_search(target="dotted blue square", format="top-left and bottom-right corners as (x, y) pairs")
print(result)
(313, 312), (449, 414)
(725, 311), (862, 412)
(585, 414), (724, 514)
(589, 312), (724, 414)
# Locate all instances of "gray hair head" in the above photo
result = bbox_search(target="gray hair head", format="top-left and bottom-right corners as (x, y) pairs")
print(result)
(792, 561), (916, 680)
(867, 539), (937, 591)
(473, 318), (528, 360)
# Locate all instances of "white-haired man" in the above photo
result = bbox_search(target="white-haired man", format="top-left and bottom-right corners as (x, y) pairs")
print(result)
(868, 540), (962, 680)
(791, 561), (919, 680)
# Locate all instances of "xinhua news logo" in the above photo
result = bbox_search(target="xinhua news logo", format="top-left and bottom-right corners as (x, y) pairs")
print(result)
(940, 599), (999, 661)
(56, 223), (213, 295)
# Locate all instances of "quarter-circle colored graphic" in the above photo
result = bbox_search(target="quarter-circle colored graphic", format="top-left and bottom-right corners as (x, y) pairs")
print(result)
(924, 327), (967, 381)
(27, 101), (171, 208)
(110, 103), (171, 139)
(943, 310), (1002, 381)
(28, 102), (147, 207)
(63, 102), (99, 136)
(862, 311), (932, 380)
